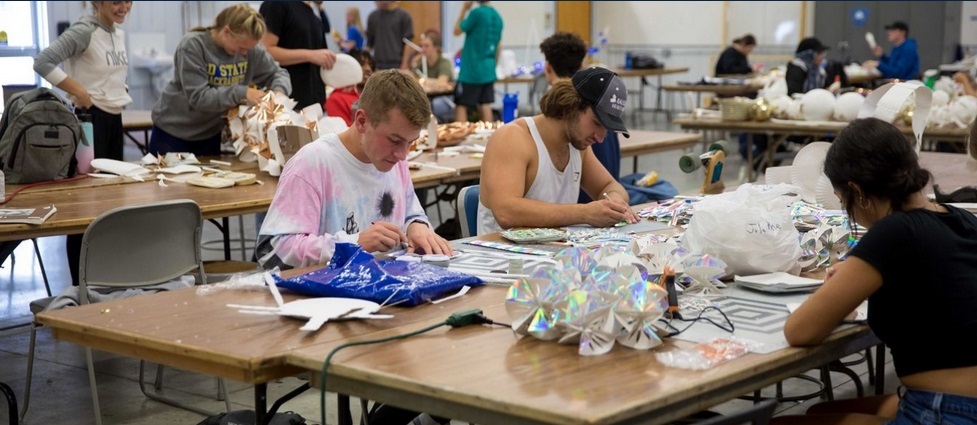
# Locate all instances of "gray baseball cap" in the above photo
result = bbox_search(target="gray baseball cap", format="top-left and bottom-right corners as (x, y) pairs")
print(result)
(572, 67), (630, 138)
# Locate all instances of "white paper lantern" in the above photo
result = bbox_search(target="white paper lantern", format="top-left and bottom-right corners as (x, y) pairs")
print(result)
(950, 95), (977, 127)
(800, 89), (836, 122)
(770, 96), (793, 119)
(932, 90), (951, 107)
(833, 92), (865, 122)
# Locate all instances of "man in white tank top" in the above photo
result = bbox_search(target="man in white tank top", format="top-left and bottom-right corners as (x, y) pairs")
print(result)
(477, 67), (638, 235)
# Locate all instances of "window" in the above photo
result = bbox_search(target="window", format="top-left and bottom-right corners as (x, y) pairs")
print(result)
(0, 1), (46, 86)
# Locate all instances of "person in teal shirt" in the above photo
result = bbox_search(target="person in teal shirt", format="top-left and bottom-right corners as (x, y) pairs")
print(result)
(453, 1), (503, 122)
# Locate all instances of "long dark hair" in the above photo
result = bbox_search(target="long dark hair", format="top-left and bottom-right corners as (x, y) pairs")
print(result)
(824, 118), (932, 228)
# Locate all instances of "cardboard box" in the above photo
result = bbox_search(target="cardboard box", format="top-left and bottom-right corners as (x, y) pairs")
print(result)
(274, 125), (317, 164)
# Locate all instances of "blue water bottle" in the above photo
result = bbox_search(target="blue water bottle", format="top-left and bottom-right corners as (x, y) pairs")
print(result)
(625, 51), (633, 69)
(76, 108), (95, 174)
(502, 93), (518, 123)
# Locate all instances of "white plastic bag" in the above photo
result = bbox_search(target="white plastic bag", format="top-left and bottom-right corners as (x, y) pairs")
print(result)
(682, 184), (802, 275)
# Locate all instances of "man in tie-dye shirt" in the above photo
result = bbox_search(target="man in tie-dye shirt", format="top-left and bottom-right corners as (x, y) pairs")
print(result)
(256, 70), (453, 270)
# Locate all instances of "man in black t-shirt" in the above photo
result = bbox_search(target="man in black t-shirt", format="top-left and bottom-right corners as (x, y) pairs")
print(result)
(259, 1), (336, 110)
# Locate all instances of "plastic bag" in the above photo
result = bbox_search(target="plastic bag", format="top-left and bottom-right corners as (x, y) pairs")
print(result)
(682, 184), (802, 275)
(655, 337), (752, 370)
(275, 243), (482, 306)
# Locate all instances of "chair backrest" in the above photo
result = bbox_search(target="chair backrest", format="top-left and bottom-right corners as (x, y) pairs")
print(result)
(457, 185), (480, 238)
(79, 199), (205, 302)
(696, 399), (778, 425)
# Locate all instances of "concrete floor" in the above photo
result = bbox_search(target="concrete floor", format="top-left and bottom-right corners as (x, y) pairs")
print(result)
(0, 111), (898, 424)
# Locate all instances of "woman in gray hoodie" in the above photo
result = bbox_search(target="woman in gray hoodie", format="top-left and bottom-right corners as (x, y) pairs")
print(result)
(150, 3), (290, 156)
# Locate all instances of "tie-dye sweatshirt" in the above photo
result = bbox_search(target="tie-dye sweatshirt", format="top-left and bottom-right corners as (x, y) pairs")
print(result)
(255, 133), (429, 269)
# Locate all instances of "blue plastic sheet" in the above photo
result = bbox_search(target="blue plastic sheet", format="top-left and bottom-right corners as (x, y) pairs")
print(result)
(274, 243), (482, 306)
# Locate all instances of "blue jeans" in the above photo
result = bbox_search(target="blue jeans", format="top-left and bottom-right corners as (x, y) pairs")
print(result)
(148, 125), (222, 156)
(887, 388), (977, 424)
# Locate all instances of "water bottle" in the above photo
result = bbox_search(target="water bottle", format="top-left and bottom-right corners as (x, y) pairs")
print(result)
(76, 109), (95, 174)
(625, 51), (633, 70)
(502, 93), (518, 123)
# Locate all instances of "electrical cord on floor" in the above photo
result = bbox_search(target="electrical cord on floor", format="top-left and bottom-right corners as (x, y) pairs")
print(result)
(0, 174), (89, 205)
(319, 309), (497, 425)
(662, 306), (735, 337)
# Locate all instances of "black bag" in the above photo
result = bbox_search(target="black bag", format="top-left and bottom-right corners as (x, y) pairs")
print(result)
(196, 410), (306, 425)
(0, 87), (81, 184)
(631, 54), (664, 69)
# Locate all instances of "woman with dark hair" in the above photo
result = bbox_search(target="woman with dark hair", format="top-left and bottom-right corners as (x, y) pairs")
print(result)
(776, 118), (977, 424)
(715, 34), (756, 76)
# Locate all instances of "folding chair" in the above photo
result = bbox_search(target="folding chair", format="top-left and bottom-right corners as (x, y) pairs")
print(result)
(457, 185), (480, 238)
(21, 199), (231, 425)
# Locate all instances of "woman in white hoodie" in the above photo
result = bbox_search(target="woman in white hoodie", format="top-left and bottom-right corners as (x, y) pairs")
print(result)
(33, 1), (132, 288)
(34, 1), (133, 162)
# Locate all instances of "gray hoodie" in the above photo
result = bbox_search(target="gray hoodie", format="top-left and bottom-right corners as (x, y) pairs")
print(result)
(152, 30), (291, 141)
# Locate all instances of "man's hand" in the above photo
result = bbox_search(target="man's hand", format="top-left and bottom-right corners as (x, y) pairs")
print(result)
(862, 60), (879, 70)
(871, 45), (883, 58)
(406, 222), (454, 256)
(583, 198), (638, 228)
(359, 221), (408, 252)
(309, 49), (337, 69)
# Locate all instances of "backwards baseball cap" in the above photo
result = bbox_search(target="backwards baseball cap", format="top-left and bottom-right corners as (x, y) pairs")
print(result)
(572, 67), (630, 138)
(796, 37), (828, 54)
(885, 21), (909, 32)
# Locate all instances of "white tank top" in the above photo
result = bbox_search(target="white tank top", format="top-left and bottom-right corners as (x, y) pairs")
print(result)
(477, 117), (582, 235)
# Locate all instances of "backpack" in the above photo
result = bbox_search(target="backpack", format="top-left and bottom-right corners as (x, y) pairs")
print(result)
(0, 87), (81, 184)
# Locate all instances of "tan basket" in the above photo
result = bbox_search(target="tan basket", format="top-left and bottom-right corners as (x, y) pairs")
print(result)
(718, 97), (753, 121)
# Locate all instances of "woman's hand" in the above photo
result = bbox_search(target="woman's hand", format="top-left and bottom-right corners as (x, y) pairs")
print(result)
(245, 88), (266, 105)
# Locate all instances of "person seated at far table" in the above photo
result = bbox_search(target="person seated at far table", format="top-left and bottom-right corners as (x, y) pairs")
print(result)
(256, 69), (453, 270)
(774, 117), (977, 425)
(322, 53), (363, 126)
(411, 30), (455, 123)
(715, 33), (759, 76)
(863, 21), (920, 81)
(477, 67), (639, 235)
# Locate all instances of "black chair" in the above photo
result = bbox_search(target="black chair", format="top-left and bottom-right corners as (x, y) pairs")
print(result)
(697, 399), (778, 425)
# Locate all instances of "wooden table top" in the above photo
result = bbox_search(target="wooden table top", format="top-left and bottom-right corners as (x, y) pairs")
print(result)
(283, 283), (874, 425)
(920, 151), (977, 191)
(499, 67), (689, 85)
(620, 130), (701, 156)
(663, 84), (761, 96)
(673, 116), (968, 141)
(121, 109), (153, 130)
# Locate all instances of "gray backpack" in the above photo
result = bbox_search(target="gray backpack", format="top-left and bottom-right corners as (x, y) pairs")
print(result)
(0, 87), (81, 184)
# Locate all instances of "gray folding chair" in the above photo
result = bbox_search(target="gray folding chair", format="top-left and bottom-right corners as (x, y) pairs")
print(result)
(21, 199), (232, 425)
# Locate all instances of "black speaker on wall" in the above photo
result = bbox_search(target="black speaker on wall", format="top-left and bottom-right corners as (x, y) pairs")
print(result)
(57, 21), (69, 36)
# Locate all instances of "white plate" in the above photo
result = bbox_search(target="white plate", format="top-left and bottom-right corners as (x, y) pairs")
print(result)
(815, 173), (842, 209)
(790, 142), (832, 202)
(278, 297), (380, 320)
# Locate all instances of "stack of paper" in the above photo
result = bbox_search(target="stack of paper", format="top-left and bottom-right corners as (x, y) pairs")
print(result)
(734, 272), (823, 293)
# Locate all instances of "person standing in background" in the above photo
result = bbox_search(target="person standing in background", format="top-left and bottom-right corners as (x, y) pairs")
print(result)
(150, 3), (291, 156)
(365, 1), (413, 70)
(715, 34), (757, 76)
(863, 21), (920, 81)
(32, 0), (133, 288)
(453, 0), (503, 123)
(333, 7), (365, 53)
(259, 1), (336, 110)
(786, 37), (829, 96)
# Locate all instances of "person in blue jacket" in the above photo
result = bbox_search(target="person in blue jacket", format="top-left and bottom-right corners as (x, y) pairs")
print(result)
(864, 21), (919, 80)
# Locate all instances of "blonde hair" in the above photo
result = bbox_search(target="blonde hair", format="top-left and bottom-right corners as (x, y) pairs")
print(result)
(192, 3), (265, 40)
(347, 7), (363, 32)
(358, 69), (431, 128)
(539, 80), (587, 120)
